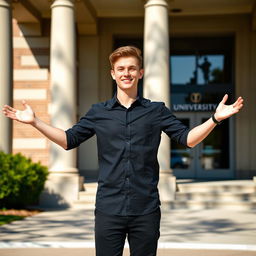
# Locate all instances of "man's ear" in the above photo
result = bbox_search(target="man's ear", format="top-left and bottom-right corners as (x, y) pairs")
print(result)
(111, 69), (116, 80)
(139, 69), (144, 79)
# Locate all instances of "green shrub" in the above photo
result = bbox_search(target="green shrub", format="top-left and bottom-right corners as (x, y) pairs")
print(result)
(0, 152), (48, 208)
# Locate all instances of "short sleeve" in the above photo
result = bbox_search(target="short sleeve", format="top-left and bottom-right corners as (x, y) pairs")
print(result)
(65, 106), (96, 150)
(160, 103), (190, 147)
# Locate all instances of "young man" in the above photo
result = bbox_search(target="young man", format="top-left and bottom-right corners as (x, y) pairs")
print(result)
(2, 46), (243, 256)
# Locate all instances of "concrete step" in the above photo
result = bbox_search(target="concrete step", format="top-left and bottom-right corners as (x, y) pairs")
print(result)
(83, 183), (97, 193)
(78, 191), (96, 202)
(177, 180), (255, 193)
(169, 200), (256, 210)
(75, 180), (256, 210)
(73, 182), (97, 209)
(173, 180), (256, 210)
(175, 192), (256, 202)
(83, 187), (97, 194)
(72, 202), (95, 209)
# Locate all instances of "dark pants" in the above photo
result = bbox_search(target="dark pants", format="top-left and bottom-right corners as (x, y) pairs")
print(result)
(95, 208), (161, 256)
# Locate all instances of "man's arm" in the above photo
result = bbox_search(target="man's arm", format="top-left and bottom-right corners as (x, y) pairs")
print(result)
(187, 94), (243, 148)
(2, 100), (68, 149)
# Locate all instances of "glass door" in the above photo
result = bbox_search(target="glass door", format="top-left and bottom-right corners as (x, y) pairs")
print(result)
(195, 113), (234, 179)
(172, 113), (234, 179)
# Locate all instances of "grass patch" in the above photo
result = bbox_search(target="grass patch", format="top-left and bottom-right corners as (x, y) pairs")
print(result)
(0, 208), (42, 226)
(0, 215), (24, 225)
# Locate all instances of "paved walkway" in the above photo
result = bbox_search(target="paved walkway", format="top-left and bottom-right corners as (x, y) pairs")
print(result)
(1, 248), (256, 256)
(0, 206), (256, 255)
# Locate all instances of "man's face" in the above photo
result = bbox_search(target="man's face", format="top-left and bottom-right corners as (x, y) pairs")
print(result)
(111, 56), (144, 92)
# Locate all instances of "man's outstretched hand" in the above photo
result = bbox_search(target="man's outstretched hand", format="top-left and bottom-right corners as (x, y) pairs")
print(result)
(2, 100), (35, 125)
(214, 94), (244, 122)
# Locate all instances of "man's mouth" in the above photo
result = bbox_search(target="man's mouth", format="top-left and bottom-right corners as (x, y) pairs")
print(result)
(122, 78), (133, 83)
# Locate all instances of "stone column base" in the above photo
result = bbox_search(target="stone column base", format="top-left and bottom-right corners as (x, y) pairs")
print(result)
(40, 172), (81, 208)
(158, 172), (176, 202)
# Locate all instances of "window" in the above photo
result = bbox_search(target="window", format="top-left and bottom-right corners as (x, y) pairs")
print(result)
(170, 37), (234, 108)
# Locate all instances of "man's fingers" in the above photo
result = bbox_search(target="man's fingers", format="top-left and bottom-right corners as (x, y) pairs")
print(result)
(3, 109), (18, 120)
(221, 94), (228, 104)
(236, 103), (243, 110)
(233, 97), (243, 108)
(3, 105), (17, 113)
(22, 100), (28, 107)
(8, 112), (18, 120)
(22, 100), (28, 109)
(22, 100), (31, 111)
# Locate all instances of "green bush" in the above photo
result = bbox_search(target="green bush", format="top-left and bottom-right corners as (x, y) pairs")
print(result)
(0, 152), (48, 208)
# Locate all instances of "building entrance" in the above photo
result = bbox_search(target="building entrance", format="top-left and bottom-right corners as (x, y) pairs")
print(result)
(171, 112), (234, 179)
(169, 36), (235, 179)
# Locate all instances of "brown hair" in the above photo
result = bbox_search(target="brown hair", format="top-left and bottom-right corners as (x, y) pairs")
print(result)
(109, 46), (143, 69)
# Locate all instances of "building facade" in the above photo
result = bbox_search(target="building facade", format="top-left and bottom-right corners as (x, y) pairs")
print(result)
(0, 0), (256, 206)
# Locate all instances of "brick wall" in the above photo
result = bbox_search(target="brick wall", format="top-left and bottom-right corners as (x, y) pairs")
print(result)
(12, 20), (50, 167)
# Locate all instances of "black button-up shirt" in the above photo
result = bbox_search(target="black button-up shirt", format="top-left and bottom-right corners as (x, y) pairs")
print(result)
(65, 95), (189, 216)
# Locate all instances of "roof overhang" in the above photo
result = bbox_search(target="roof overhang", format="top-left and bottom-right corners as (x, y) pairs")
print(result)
(11, 0), (256, 34)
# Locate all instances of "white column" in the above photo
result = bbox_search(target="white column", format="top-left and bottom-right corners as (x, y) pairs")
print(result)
(50, 0), (77, 172)
(42, 0), (80, 207)
(144, 0), (176, 201)
(0, 0), (12, 154)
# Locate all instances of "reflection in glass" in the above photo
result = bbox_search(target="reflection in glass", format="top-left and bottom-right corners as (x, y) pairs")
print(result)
(171, 54), (225, 85)
(171, 119), (191, 169)
(198, 57), (211, 84)
(200, 118), (229, 170)
(171, 56), (195, 84)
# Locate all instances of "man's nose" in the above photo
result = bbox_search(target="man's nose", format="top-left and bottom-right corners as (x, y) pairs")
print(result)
(124, 69), (129, 75)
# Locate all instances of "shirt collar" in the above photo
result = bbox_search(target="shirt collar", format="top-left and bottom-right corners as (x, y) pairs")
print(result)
(105, 93), (150, 109)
